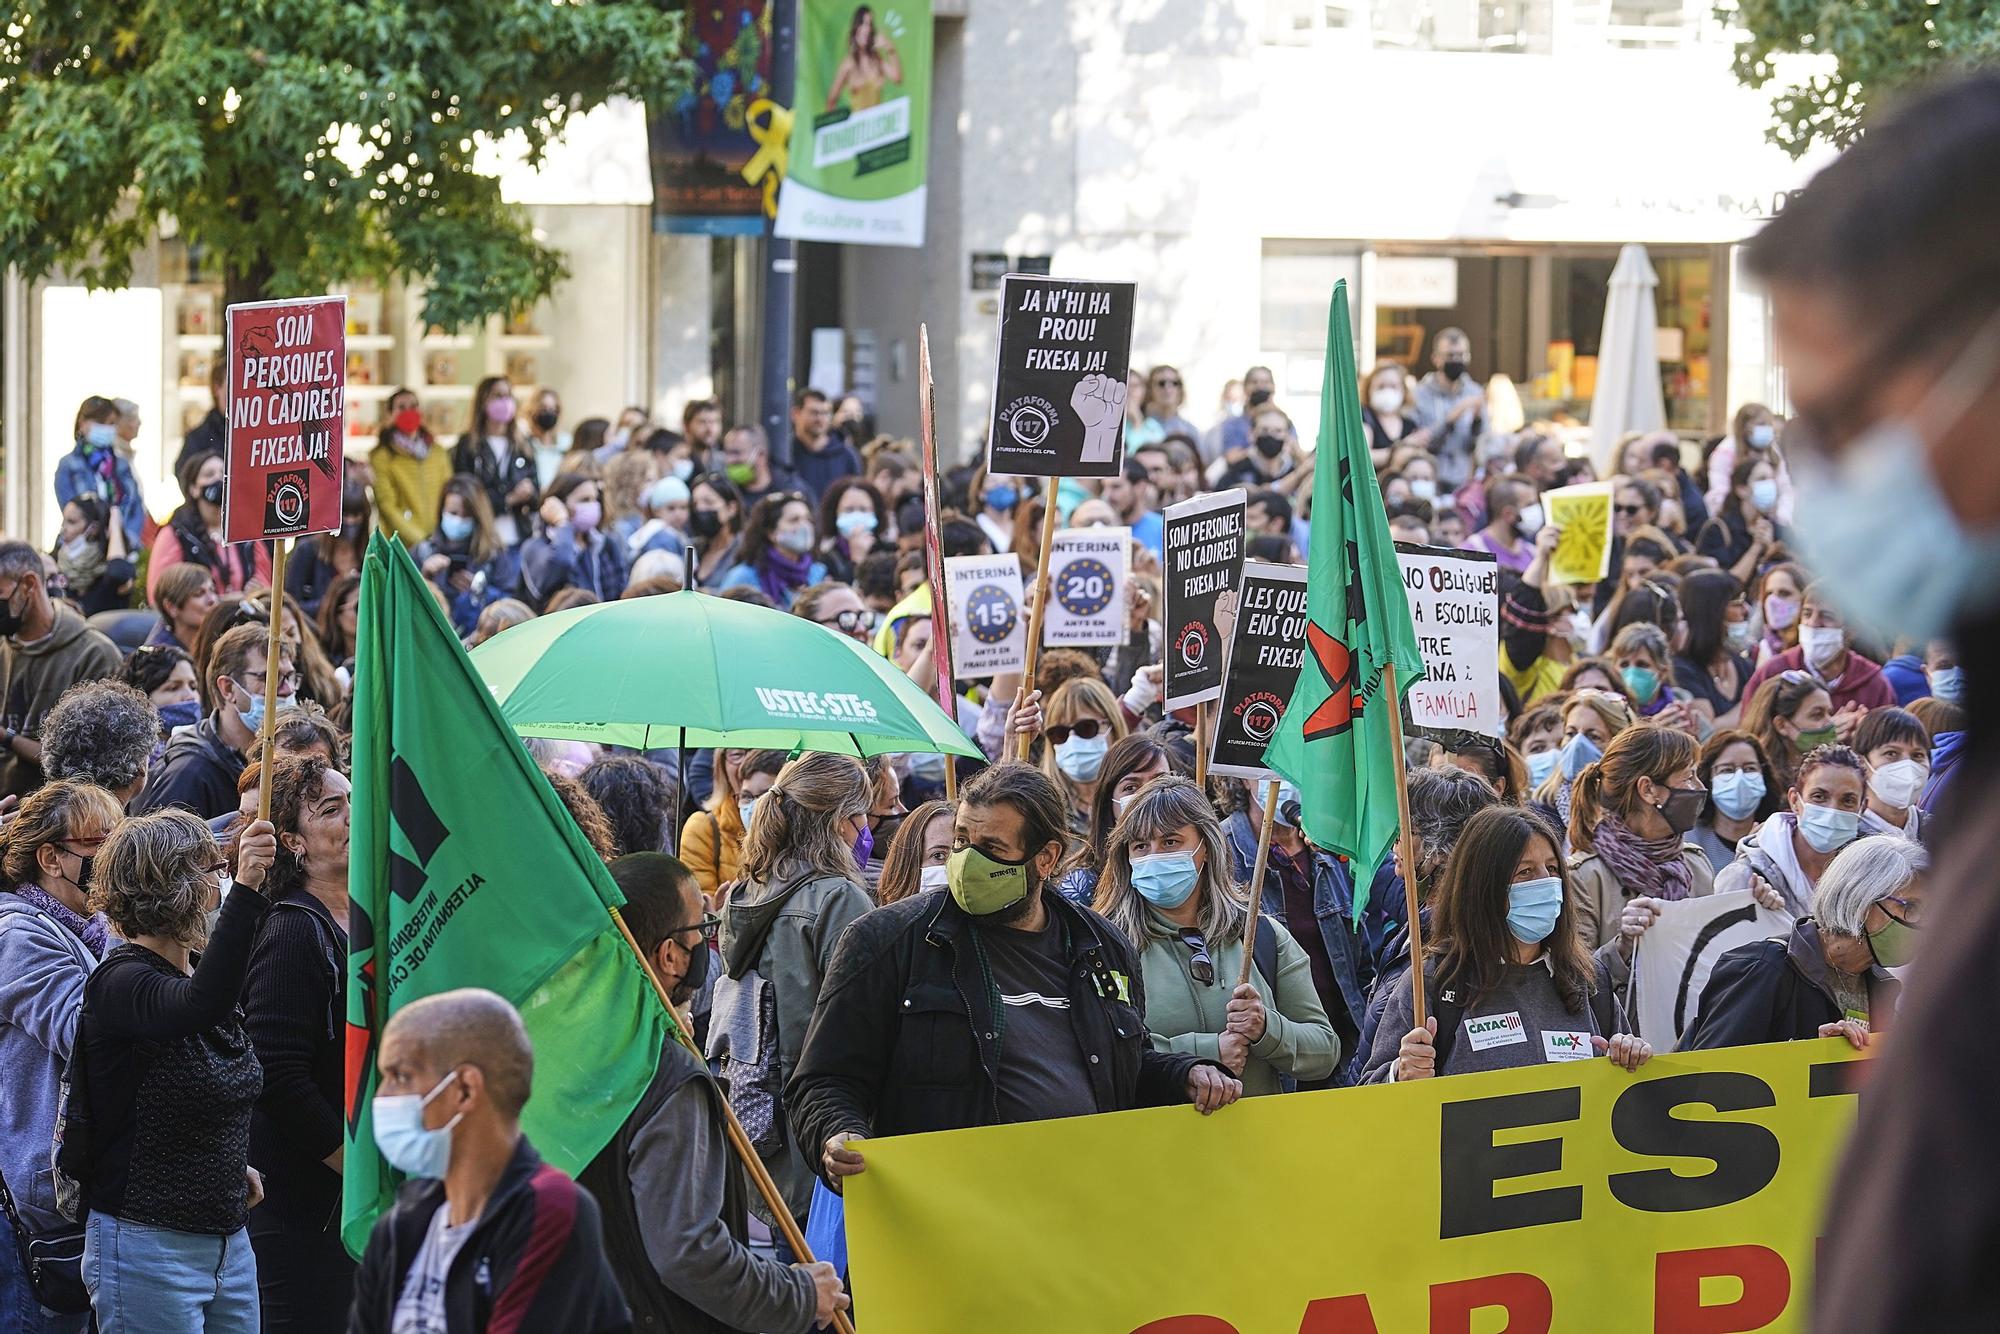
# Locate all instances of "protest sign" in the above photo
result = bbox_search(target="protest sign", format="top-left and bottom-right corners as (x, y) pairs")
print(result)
(943, 553), (1025, 676)
(985, 275), (1137, 479)
(773, 0), (933, 246)
(1635, 890), (1794, 1047)
(848, 1038), (1862, 1333)
(1163, 488), (1247, 710)
(1209, 560), (1308, 780)
(645, 1), (778, 234)
(1543, 481), (1614, 585)
(1396, 543), (1501, 737)
(223, 296), (346, 544)
(1041, 527), (1129, 648)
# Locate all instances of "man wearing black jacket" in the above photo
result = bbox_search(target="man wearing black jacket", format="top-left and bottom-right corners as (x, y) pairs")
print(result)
(348, 989), (629, 1334)
(789, 762), (1240, 1190)
(136, 622), (294, 820)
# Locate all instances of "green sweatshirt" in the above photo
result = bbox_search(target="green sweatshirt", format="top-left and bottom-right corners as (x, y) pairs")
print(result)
(1138, 920), (1339, 1095)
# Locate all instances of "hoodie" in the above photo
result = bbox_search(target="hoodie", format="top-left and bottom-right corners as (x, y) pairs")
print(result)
(133, 712), (246, 821)
(0, 601), (122, 797)
(1713, 811), (1820, 918)
(710, 865), (871, 1222)
(1742, 645), (1896, 715)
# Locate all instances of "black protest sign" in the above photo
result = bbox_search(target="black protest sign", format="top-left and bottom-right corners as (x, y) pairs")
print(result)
(1208, 561), (1309, 780)
(1163, 488), (1247, 710)
(984, 274), (1136, 479)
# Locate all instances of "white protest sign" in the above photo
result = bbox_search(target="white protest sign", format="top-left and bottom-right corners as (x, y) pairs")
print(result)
(944, 553), (1026, 677)
(1042, 527), (1129, 648)
(1396, 544), (1502, 738)
(1633, 890), (1793, 1048)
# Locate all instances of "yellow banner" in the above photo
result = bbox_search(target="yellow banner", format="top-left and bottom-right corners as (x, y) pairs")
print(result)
(1543, 481), (1614, 586)
(846, 1040), (1861, 1333)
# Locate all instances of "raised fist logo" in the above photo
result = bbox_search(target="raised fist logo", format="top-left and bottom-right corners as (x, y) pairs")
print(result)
(1070, 373), (1126, 465)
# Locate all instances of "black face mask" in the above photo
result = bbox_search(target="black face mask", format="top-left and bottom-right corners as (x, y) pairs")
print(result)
(1254, 434), (1286, 460)
(1246, 387), (1273, 408)
(688, 509), (723, 540)
(200, 481), (225, 507)
(532, 409), (560, 432)
(671, 933), (710, 1004)
(0, 584), (28, 639)
(1441, 359), (1469, 382)
(70, 853), (94, 895)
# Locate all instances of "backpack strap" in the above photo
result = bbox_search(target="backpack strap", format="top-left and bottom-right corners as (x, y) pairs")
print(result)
(1252, 916), (1280, 997)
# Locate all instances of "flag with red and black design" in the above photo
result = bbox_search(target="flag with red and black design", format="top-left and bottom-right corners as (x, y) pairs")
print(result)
(1263, 280), (1425, 919)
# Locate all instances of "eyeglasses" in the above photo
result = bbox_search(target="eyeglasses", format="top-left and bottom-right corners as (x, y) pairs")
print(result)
(1177, 928), (1215, 986)
(241, 669), (302, 691)
(816, 608), (875, 634)
(1879, 894), (1923, 928)
(1152, 377), (1181, 389)
(1613, 503), (1647, 516)
(668, 913), (722, 945)
(1045, 718), (1104, 745)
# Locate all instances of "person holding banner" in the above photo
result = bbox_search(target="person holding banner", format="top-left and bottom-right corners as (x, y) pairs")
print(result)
(1682, 835), (1924, 1053)
(1091, 777), (1338, 1095)
(1360, 806), (1651, 1082)
(1714, 744), (1869, 917)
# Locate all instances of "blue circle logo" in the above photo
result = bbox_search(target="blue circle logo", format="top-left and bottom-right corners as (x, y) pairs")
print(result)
(1056, 558), (1115, 617)
(965, 583), (1018, 645)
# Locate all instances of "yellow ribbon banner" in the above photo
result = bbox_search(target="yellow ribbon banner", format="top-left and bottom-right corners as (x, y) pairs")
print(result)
(846, 1040), (1861, 1333)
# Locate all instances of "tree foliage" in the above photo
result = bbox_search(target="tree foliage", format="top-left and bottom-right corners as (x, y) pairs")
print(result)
(1731, 0), (2000, 158)
(0, 2), (690, 327)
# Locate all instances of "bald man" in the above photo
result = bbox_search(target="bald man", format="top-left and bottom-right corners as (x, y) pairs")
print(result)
(347, 988), (631, 1334)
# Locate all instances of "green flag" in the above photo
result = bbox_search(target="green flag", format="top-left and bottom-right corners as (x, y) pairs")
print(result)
(1262, 281), (1424, 920)
(342, 534), (671, 1256)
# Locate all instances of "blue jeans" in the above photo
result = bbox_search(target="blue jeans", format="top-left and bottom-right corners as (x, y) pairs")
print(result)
(83, 1213), (258, 1334)
(0, 1230), (88, 1334)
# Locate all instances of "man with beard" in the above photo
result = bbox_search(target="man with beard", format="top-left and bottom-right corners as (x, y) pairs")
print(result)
(788, 762), (1241, 1192)
(579, 854), (847, 1334)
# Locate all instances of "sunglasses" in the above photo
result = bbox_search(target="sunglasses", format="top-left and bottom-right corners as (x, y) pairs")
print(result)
(1045, 718), (1104, 745)
(1177, 928), (1215, 986)
(818, 608), (875, 634)
(1152, 378), (1181, 389)
(1613, 503), (1647, 516)
(668, 912), (722, 944)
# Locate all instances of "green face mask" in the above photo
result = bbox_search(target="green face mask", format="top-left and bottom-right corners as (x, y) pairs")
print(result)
(1866, 911), (1919, 969)
(1791, 724), (1839, 754)
(946, 844), (1033, 917)
(725, 461), (756, 486)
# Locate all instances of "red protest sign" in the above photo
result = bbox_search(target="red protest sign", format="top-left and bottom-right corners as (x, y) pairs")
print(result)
(223, 296), (347, 544)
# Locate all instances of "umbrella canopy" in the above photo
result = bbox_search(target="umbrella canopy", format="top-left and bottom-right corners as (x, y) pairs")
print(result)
(1588, 243), (1668, 474)
(470, 589), (983, 759)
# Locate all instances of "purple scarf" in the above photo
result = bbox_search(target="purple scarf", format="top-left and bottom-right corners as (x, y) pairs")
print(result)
(758, 546), (817, 605)
(1591, 814), (1693, 902)
(14, 883), (110, 958)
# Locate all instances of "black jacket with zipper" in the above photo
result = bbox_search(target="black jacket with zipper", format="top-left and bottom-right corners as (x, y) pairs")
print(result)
(348, 1136), (629, 1334)
(786, 888), (1211, 1178)
(1679, 917), (1897, 1051)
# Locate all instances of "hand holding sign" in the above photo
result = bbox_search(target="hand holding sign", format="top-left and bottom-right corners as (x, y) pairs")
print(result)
(1070, 373), (1126, 464)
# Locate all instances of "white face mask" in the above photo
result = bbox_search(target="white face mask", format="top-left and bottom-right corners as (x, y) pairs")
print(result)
(1868, 758), (1928, 810)
(1370, 386), (1405, 417)
(1799, 625), (1846, 671)
(919, 863), (950, 892)
(1516, 503), (1546, 536)
(1407, 478), (1438, 502)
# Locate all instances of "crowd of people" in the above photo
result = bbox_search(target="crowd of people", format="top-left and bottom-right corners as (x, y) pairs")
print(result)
(0, 79), (1978, 1334)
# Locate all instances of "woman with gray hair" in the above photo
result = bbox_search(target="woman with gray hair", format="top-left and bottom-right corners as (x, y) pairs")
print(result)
(711, 751), (874, 1228)
(1093, 776), (1336, 1096)
(69, 807), (276, 1331)
(39, 680), (159, 806)
(1681, 835), (1925, 1053)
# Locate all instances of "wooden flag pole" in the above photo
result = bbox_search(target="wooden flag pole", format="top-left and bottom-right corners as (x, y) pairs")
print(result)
(917, 324), (959, 806)
(609, 907), (857, 1334)
(1236, 778), (1280, 989)
(1194, 699), (1210, 788)
(255, 538), (291, 821)
(1380, 660), (1427, 1029)
(1014, 475), (1063, 761)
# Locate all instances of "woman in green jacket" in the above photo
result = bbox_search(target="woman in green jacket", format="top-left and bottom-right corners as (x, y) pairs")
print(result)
(1093, 776), (1337, 1094)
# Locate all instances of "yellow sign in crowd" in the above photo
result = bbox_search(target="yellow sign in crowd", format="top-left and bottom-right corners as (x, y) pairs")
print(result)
(847, 1040), (1860, 1333)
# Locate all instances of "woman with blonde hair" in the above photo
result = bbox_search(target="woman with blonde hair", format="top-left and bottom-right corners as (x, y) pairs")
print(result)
(1528, 688), (1635, 830)
(1093, 777), (1336, 1095)
(712, 752), (875, 1228)
(1034, 676), (1130, 832)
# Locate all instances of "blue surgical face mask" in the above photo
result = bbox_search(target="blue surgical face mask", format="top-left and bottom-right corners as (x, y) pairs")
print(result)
(1130, 851), (1201, 910)
(1506, 876), (1564, 945)
(1747, 423), (1776, 449)
(1558, 731), (1601, 781)
(1750, 478), (1779, 513)
(1796, 801), (1860, 855)
(371, 1069), (463, 1179)
(836, 510), (879, 538)
(737, 795), (758, 829)
(84, 421), (119, 449)
(776, 525), (816, 554)
(1055, 733), (1108, 782)
(1710, 769), (1766, 821)
(671, 458), (695, 482)
(439, 513), (475, 543)
(157, 698), (202, 733)
(1929, 665), (1964, 703)
(985, 484), (1019, 514)
(1526, 748), (1559, 789)
(1725, 620), (1758, 654)
(1792, 306), (2000, 643)
(1621, 665), (1661, 706)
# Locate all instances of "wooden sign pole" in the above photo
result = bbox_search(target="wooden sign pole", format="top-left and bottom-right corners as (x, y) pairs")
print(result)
(1014, 476), (1062, 762)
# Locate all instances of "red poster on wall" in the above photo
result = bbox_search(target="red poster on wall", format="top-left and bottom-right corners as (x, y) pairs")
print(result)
(223, 295), (347, 544)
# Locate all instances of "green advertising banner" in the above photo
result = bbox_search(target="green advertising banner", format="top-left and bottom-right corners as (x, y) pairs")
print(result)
(774, 0), (932, 247)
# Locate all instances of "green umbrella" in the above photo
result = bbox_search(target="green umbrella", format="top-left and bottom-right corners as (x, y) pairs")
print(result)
(470, 589), (982, 759)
